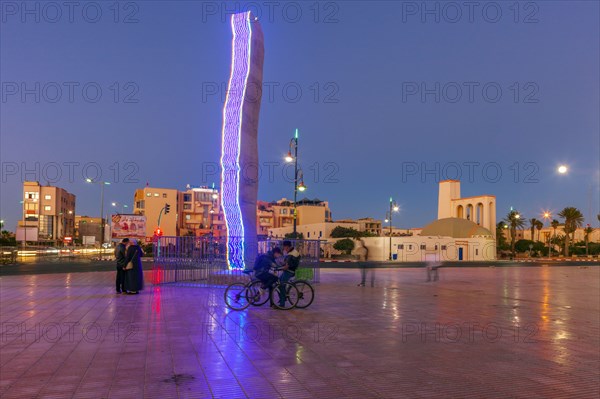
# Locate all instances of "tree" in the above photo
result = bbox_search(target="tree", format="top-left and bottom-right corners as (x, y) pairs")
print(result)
(583, 225), (594, 256)
(504, 210), (525, 258)
(550, 219), (560, 255)
(535, 220), (544, 242)
(496, 222), (509, 251)
(515, 239), (545, 255)
(330, 226), (375, 238)
(0, 230), (17, 246)
(529, 218), (538, 241)
(333, 238), (355, 255)
(558, 207), (584, 256)
(285, 232), (304, 239)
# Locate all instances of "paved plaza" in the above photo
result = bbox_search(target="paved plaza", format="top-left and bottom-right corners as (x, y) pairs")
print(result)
(1, 266), (599, 398)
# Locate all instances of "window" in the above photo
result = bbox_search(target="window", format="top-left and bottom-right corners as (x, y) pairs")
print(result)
(183, 204), (191, 210)
(183, 194), (191, 202)
(146, 193), (151, 197)
(185, 215), (191, 220)
(25, 192), (39, 201)
(44, 205), (52, 211)
(398, 244), (404, 249)
(441, 245), (447, 250)
(475, 249), (479, 255)
(420, 245), (426, 250)
(163, 193), (167, 198)
(44, 194), (52, 200)
(154, 193), (159, 197)
(408, 245), (413, 250)
(434, 245), (438, 250)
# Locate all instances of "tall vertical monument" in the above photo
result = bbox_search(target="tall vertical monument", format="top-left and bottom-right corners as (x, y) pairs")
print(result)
(220, 12), (264, 269)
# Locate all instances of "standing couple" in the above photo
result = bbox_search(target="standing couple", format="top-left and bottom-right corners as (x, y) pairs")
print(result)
(115, 238), (145, 295)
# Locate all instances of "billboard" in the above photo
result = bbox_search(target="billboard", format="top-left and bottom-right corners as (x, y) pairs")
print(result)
(16, 227), (39, 242)
(111, 214), (146, 240)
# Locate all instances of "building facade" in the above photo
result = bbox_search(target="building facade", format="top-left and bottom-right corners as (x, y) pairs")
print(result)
(74, 216), (103, 245)
(438, 180), (496, 237)
(17, 181), (76, 244)
(178, 186), (226, 237)
(133, 187), (179, 238)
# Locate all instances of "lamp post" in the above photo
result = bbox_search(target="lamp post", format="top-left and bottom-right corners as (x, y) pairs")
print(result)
(542, 211), (552, 257)
(385, 197), (400, 261)
(285, 128), (307, 237)
(86, 178), (110, 247)
(19, 200), (26, 255)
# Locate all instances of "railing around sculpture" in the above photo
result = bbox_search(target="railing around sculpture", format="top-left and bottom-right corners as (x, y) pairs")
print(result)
(152, 236), (321, 287)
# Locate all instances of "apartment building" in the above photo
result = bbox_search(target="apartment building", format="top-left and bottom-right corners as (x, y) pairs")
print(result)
(17, 181), (76, 244)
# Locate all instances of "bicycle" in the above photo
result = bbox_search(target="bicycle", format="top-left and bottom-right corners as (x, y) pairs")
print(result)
(289, 276), (315, 309)
(224, 269), (299, 311)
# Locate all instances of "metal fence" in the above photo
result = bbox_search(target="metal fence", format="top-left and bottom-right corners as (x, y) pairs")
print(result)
(152, 236), (321, 287)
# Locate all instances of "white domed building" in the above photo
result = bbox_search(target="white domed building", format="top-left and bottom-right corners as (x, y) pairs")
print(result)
(360, 181), (497, 262)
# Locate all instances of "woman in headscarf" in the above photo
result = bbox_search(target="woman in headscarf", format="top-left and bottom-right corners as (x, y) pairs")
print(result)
(123, 238), (144, 294)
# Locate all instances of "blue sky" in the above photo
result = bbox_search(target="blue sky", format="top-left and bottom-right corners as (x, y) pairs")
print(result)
(1, 1), (598, 230)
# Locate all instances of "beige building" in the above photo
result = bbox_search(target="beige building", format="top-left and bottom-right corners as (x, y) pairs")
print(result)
(179, 186), (226, 237)
(260, 198), (333, 234)
(357, 218), (382, 236)
(257, 201), (275, 236)
(16, 181), (76, 244)
(514, 225), (600, 244)
(133, 187), (179, 237)
(74, 216), (103, 244)
(358, 220), (496, 262)
(438, 179), (496, 237)
(269, 220), (359, 240)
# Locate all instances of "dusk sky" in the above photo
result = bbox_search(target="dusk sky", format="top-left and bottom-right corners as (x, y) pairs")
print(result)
(1, 1), (598, 231)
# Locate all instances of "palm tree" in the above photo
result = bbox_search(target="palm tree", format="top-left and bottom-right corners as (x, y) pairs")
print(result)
(584, 225), (593, 256)
(535, 220), (544, 242)
(558, 207), (584, 256)
(504, 210), (525, 258)
(529, 218), (538, 241)
(550, 219), (560, 256)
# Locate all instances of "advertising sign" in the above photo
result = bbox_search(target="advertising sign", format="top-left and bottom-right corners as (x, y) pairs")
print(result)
(111, 214), (146, 240)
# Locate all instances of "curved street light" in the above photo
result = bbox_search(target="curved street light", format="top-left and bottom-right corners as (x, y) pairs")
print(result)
(387, 197), (399, 261)
(284, 129), (307, 236)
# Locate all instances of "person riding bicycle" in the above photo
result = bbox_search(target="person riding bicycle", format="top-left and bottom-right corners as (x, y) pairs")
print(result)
(252, 247), (283, 292)
(278, 241), (301, 307)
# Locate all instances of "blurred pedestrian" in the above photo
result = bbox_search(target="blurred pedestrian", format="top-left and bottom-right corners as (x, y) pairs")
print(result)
(358, 264), (375, 287)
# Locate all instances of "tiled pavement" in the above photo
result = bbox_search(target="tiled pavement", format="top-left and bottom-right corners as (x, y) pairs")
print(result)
(1, 266), (599, 399)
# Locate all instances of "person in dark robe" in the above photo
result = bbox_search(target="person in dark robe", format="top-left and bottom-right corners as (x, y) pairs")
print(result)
(123, 239), (144, 294)
(114, 238), (129, 294)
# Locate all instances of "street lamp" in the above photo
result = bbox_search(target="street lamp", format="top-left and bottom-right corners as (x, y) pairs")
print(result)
(285, 128), (307, 237)
(557, 165), (568, 174)
(86, 178), (110, 247)
(387, 197), (399, 261)
(542, 211), (552, 257)
(111, 202), (129, 214)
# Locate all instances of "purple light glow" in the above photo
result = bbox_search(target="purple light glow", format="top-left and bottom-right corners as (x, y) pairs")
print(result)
(220, 12), (253, 269)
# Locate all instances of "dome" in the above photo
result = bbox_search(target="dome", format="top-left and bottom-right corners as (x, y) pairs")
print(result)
(420, 218), (493, 238)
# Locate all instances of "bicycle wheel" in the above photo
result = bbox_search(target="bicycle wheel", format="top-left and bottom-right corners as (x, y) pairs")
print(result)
(248, 280), (270, 307)
(224, 282), (251, 310)
(292, 280), (314, 309)
(270, 282), (299, 310)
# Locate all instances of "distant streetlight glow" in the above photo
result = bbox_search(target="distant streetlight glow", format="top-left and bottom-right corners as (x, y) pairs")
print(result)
(558, 165), (568, 174)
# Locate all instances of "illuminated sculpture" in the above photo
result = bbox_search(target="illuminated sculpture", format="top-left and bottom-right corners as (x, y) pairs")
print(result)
(220, 11), (264, 269)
